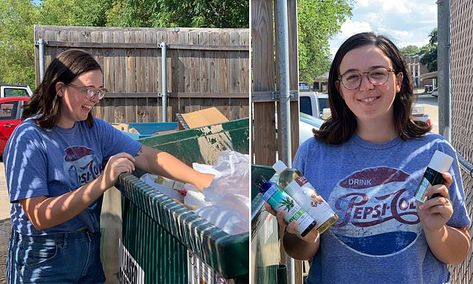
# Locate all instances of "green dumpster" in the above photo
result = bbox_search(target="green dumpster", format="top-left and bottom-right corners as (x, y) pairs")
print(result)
(115, 118), (249, 283)
(251, 165), (287, 284)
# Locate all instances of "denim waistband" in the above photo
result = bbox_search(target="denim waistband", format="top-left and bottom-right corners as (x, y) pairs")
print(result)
(12, 228), (100, 243)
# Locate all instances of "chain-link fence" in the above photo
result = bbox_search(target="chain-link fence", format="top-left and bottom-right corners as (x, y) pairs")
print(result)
(449, 1), (473, 283)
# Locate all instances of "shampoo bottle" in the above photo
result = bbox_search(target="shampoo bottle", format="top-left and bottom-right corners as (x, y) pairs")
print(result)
(258, 180), (317, 237)
(272, 161), (338, 234)
(414, 150), (454, 203)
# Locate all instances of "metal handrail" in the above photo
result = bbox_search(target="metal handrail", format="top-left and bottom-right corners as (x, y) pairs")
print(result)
(458, 154), (473, 177)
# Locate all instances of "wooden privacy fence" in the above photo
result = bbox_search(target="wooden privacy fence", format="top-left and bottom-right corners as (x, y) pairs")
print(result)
(34, 25), (249, 123)
(251, 0), (299, 166)
(251, 0), (302, 283)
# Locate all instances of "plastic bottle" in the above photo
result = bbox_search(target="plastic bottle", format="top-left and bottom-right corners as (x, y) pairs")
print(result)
(414, 150), (454, 203)
(272, 160), (338, 234)
(258, 180), (317, 237)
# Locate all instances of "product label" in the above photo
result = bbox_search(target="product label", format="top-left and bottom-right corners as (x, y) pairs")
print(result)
(119, 239), (145, 284)
(263, 184), (315, 235)
(285, 177), (336, 229)
(414, 167), (443, 203)
(414, 177), (432, 202)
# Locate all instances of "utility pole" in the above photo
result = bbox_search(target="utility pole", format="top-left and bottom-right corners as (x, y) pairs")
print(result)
(437, 0), (450, 140)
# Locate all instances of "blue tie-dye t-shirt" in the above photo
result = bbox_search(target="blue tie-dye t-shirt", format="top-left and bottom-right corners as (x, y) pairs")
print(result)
(4, 118), (141, 235)
(295, 133), (470, 284)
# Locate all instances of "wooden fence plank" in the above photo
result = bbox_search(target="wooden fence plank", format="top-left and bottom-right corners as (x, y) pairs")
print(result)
(199, 30), (210, 94)
(240, 29), (250, 96)
(230, 31), (241, 95)
(189, 31), (200, 95)
(252, 0), (277, 166)
(220, 32), (230, 96)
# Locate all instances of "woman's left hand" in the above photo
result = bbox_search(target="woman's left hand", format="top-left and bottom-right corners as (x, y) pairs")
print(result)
(417, 172), (454, 232)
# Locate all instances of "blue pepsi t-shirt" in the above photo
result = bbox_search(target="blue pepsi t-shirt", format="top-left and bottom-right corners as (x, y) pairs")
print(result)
(4, 118), (142, 236)
(294, 133), (470, 284)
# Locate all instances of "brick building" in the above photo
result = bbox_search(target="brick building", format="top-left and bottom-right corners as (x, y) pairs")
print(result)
(403, 55), (436, 90)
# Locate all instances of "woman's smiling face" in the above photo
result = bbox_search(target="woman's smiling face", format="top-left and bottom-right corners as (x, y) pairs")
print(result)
(57, 69), (103, 128)
(337, 45), (402, 125)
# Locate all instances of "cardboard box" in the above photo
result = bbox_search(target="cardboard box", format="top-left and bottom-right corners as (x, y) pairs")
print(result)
(112, 123), (129, 132)
(177, 107), (229, 129)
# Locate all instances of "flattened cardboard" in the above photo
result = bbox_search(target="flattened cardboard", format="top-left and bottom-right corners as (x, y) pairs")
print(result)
(177, 107), (229, 129)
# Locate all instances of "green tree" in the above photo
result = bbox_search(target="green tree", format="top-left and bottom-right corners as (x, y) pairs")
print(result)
(399, 45), (420, 56)
(0, 0), (39, 87)
(419, 28), (437, 72)
(0, 0), (248, 88)
(106, 0), (248, 28)
(0, 0), (113, 87)
(39, 0), (113, 26)
(297, 0), (352, 82)
(105, 0), (157, 27)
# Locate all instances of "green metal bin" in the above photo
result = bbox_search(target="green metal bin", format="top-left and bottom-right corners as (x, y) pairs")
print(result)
(115, 118), (249, 283)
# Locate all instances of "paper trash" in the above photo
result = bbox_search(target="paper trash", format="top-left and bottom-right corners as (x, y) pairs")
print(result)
(140, 174), (186, 203)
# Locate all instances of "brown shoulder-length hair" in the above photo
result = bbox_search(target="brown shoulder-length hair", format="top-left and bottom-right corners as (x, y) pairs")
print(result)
(314, 32), (431, 144)
(23, 49), (102, 128)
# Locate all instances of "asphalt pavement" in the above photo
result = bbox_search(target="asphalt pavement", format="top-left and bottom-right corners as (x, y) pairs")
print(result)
(0, 162), (9, 284)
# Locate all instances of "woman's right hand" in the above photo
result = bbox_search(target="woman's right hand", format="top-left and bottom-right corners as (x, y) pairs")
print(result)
(99, 152), (136, 190)
(264, 203), (320, 243)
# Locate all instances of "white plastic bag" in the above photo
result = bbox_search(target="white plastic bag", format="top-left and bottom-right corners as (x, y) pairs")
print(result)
(185, 150), (250, 235)
(183, 188), (212, 210)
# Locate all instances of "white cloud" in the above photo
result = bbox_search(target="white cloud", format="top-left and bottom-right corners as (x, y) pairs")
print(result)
(356, 0), (411, 13)
(329, 0), (437, 56)
(330, 20), (372, 55)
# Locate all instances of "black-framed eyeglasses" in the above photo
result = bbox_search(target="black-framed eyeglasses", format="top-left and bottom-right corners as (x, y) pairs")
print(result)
(67, 84), (108, 100)
(339, 67), (396, 90)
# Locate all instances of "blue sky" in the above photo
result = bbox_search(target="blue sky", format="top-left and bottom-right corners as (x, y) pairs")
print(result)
(329, 0), (437, 56)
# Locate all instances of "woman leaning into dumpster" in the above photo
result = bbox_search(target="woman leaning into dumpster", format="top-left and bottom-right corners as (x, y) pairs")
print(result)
(4, 49), (214, 283)
(267, 32), (471, 283)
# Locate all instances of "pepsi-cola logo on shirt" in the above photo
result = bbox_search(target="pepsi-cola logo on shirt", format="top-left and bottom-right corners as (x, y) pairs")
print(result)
(328, 167), (421, 256)
(63, 146), (102, 186)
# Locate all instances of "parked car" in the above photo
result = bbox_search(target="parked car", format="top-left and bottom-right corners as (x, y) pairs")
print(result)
(424, 85), (433, 93)
(299, 82), (311, 91)
(0, 84), (33, 97)
(299, 91), (329, 119)
(0, 97), (29, 156)
(412, 104), (432, 127)
(299, 112), (324, 145)
(431, 87), (438, 97)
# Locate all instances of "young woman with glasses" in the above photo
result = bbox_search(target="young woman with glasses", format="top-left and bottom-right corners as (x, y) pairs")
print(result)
(274, 32), (470, 283)
(4, 49), (214, 283)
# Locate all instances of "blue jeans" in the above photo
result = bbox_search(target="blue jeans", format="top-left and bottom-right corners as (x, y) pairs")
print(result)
(7, 229), (105, 283)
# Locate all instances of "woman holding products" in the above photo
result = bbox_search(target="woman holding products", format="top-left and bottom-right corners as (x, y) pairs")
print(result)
(269, 32), (470, 283)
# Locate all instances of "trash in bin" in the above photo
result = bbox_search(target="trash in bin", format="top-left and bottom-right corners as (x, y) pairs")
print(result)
(116, 118), (249, 283)
(186, 150), (250, 235)
(140, 173), (186, 203)
(113, 122), (179, 140)
(140, 150), (249, 236)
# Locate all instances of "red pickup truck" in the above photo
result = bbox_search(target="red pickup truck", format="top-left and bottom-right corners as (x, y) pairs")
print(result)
(0, 97), (29, 156)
